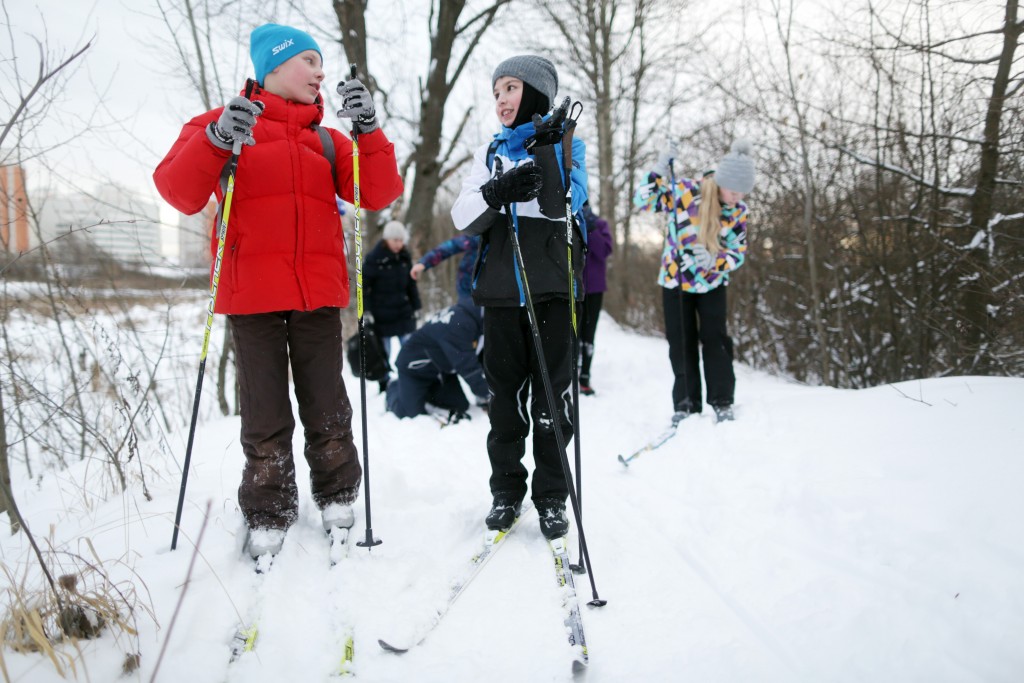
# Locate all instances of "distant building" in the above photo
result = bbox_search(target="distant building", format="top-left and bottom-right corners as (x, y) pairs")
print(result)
(0, 162), (31, 253)
(37, 184), (162, 264)
(178, 201), (216, 267)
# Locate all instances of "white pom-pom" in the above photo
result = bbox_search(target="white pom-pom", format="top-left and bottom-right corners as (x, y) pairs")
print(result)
(730, 138), (753, 156)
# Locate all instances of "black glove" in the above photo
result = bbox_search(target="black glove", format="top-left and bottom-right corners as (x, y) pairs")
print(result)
(336, 78), (379, 134)
(207, 96), (265, 150)
(480, 163), (543, 210)
(525, 96), (571, 150)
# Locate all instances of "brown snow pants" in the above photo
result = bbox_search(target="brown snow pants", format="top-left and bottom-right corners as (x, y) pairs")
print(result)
(229, 307), (361, 530)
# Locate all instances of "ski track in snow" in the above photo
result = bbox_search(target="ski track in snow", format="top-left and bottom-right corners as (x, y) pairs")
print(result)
(3, 315), (1024, 682)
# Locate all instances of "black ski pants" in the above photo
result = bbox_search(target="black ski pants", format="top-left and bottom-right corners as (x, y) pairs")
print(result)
(230, 307), (362, 530)
(483, 300), (573, 503)
(578, 292), (604, 383)
(662, 285), (735, 413)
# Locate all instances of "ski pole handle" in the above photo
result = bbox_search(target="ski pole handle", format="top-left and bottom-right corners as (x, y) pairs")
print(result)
(231, 80), (257, 155)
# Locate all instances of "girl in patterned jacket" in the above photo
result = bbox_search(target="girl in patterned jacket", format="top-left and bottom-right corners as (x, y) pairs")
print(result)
(634, 139), (754, 424)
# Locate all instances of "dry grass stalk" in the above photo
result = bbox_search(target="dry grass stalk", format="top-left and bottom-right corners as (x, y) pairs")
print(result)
(0, 538), (155, 682)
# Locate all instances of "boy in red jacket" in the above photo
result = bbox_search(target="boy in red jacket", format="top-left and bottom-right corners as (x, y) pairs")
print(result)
(154, 24), (403, 561)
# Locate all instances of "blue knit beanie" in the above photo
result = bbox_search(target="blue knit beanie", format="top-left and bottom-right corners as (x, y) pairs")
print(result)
(250, 24), (322, 85)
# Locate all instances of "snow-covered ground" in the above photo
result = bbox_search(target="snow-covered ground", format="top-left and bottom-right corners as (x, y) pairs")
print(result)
(2, 314), (1023, 682)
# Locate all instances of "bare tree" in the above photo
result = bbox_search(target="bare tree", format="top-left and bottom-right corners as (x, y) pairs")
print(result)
(332, 0), (512, 253)
(956, 0), (1022, 370)
(677, 0), (1024, 387)
(153, 0), (246, 415)
(769, 0), (830, 383)
(537, 0), (654, 238)
(0, 8), (91, 527)
(845, 0), (1023, 374)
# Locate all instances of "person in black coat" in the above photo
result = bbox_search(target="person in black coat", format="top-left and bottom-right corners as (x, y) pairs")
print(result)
(364, 220), (421, 390)
(385, 297), (489, 422)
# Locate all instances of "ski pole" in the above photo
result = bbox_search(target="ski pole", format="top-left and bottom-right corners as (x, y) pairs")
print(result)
(558, 102), (587, 574)
(172, 81), (255, 551)
(668, 157), (690, 422)
(495, 157), (606, 607)
(344, 63), (381, 550)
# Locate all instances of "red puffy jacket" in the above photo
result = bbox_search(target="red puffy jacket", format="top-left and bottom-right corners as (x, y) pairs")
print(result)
(153, 84), (403, 314)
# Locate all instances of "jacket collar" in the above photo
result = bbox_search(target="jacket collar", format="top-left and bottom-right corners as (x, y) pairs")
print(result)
(492, 111), (554, 157)
(244, 81), (325, 127)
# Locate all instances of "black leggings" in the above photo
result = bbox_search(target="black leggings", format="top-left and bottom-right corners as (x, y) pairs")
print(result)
(662, 286), (735, 413)
(578, 293), (603, 382)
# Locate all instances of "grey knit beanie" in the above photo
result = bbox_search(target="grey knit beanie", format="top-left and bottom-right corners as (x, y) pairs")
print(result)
(492, 55), (558, 103)
(714, 139), (756, 194)
(382, 220), (408, 242)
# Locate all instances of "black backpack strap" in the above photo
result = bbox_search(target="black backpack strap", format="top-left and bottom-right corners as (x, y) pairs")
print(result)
(485, 140), (501, 173)
(312, 124), (338, 188)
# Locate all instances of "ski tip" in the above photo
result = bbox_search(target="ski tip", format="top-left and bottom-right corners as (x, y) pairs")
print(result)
(572, 657), (589, 676)
(378, 639), (409, 654)
(253, 553), (275, 574)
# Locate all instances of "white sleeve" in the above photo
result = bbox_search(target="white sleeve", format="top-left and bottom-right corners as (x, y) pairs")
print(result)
(451, 143), (500, 235)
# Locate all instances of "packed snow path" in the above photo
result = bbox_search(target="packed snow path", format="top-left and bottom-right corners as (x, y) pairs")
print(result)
(4, 316), (1022, 682)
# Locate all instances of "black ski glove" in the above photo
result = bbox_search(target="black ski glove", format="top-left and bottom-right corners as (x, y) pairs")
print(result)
(480, 163), (543, 210)
(207, 96), (265, 150)
(336, 78), (379, 134)
(525, 96), (571, 151)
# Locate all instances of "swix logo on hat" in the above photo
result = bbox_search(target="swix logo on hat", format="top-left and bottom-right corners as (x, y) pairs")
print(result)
(271, 38), (295, 56)
(250, 24), (323, 84)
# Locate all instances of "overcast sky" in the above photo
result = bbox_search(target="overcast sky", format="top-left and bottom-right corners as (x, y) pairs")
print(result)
(10, 2), (165, 194)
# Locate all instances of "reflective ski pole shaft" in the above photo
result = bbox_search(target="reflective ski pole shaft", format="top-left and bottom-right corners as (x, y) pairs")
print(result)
(345, 63), (381, 549)
(172, 80), (255, 550)
(496, 158), (605, 606)
(559, 104), (586, 574)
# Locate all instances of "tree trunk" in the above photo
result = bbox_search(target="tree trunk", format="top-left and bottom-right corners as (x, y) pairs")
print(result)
(332, 0), (373, 90)
(958, 0), (1020, 371)
(405, 0), (462, 244)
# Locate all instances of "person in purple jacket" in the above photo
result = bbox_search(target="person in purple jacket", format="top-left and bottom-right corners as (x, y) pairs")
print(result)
(579, 202), (612, 395)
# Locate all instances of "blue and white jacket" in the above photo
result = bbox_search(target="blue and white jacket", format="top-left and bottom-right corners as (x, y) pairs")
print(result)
(450, 116), (588, 307)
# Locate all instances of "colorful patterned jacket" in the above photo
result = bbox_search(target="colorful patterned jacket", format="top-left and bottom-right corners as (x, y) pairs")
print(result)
(633, 174), (747, 293)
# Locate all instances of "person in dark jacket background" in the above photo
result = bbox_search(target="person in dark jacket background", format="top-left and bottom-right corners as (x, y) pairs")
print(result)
(579, 202), (612, 396)
(385, 297), (489, 422)
(364, 220), (421, 391)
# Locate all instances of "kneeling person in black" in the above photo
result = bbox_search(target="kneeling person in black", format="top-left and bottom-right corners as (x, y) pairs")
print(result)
(385, 297), (489, 421)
